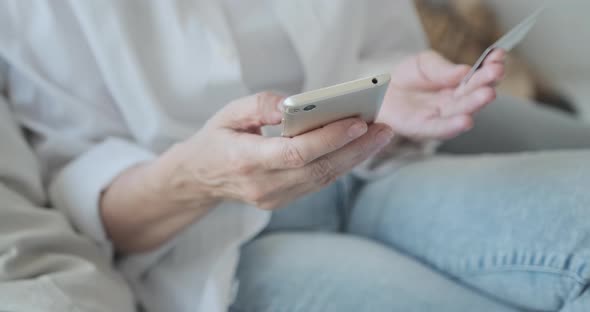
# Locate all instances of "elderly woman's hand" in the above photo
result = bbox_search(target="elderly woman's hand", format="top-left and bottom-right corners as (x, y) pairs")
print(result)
(158, 92), (393, 210)
(100, 92), (393, 253)
(378, 49), (506, 140)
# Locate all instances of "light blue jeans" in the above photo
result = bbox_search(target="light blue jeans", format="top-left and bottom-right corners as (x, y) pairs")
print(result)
(231, 96), (590, 312)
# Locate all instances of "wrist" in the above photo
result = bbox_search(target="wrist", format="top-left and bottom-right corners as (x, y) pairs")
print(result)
(150, 143), (220, 210)
(100, 145), (219, 253)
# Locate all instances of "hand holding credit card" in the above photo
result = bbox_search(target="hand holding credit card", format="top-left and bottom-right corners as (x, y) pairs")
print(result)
(460, 4), (548, 86)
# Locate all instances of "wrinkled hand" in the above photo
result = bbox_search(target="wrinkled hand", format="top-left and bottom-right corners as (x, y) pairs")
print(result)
(157, 92), (393, 211)
(102, 92), (393, 252)
(378, 50), (506, 140)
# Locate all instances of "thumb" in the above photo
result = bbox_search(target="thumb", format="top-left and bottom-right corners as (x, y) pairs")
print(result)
(415, 51), (470, 88)
(211, 92), (284, 130)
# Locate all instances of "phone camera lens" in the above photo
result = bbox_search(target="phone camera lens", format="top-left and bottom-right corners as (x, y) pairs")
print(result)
(372, 78), (378, 85)
(303, 104), (316, 111)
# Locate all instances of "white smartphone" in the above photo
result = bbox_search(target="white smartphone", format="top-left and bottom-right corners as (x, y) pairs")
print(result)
(281, 73), (390, 137)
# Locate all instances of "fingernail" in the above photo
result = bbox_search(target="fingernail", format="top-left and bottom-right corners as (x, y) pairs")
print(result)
(375, 128), (394, 146)
(348, 123), (368, 138)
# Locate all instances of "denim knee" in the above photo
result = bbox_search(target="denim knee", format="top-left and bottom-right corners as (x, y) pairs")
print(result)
(232, 233), (516, 312)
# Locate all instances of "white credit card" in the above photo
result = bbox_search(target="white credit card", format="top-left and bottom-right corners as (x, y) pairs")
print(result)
(461, 5), (547, 86)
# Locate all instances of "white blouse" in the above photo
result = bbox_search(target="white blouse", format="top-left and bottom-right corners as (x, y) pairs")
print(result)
(0, 1), (427, 311)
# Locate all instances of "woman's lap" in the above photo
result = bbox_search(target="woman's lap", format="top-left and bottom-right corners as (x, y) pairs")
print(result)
(232, 232), (516, 312)
(238, 177), (519, 311)
(351, 151), (590, 311)
(235, 95), (590, 311)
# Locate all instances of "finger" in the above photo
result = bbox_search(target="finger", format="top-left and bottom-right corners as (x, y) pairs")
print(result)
(441, 87), (496, 117)
(455, 63), (504, 97)
(417, 51), (471, 88)
(209, 92), (284, 129)
(395, 51), (470, 89)
(288, 123), (394, 189)
(261, 117), (369, 169)
(484, 49), (506, 65)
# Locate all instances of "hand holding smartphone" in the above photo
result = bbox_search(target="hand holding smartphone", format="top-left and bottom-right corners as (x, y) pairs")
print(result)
(281, 74), (390, 137)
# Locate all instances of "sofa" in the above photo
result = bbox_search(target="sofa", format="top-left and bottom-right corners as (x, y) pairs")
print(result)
(487, 0), (590, 118)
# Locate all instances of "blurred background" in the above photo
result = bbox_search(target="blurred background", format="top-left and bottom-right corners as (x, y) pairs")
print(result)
(416, 0), (590, 119)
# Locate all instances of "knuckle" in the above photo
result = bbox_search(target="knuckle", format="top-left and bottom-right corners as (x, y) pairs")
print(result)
(235, 164), (254, 176)
(310, 158), (336, 186)
(243, 186), (266, 204)
(318, 131), (342, 150)
(318, 172), (338, 187)
(234, 159), (256, 175)
(486, 89), (497, 102)
(229, 150), (257, 173)
(476, 88), (495, 103)
(281, 143), (307, 168)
